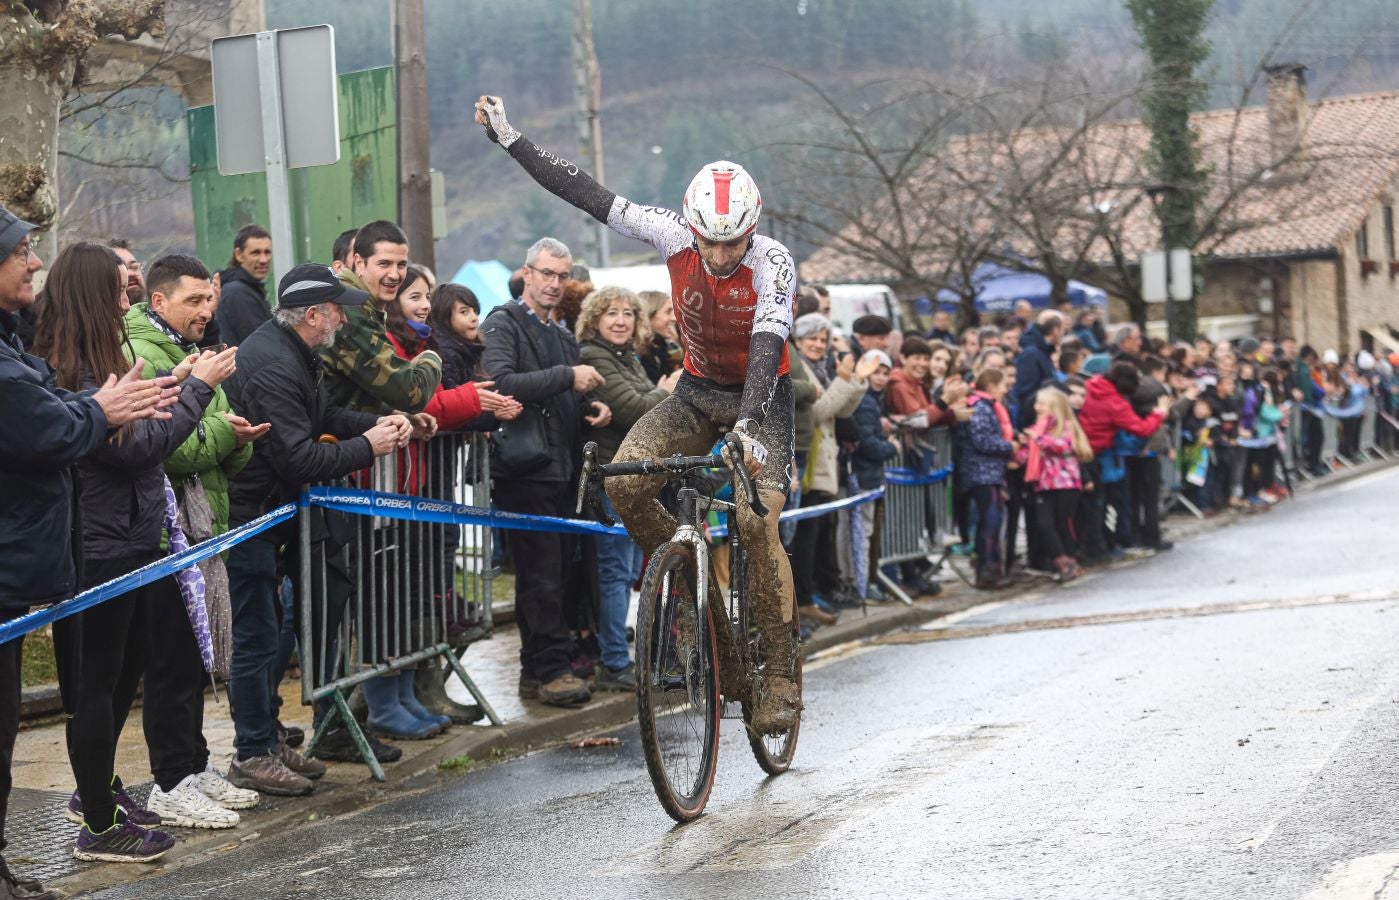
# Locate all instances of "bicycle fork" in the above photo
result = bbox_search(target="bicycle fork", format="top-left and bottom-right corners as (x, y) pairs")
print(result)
(669, 522), (710, 710)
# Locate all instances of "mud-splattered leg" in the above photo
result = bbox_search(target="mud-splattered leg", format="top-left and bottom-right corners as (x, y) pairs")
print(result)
(607, 393), (717, 554)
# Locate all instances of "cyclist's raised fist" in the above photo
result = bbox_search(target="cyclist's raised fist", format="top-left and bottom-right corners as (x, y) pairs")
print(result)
(474, 95), (519, 149)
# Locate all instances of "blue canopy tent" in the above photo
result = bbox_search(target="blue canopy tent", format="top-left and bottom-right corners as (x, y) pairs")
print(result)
(448, 259), (514, 316)
(920, 263), (1107, 316)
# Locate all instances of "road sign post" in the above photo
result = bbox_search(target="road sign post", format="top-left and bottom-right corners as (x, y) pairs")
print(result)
(212, 25), (340, 289)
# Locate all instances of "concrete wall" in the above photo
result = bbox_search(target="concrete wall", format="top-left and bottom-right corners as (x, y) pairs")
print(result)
(1335, 184), (1399, 356)
(1287, 259), (1342, 353)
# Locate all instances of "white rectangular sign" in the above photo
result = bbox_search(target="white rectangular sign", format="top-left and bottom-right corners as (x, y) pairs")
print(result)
(1141, 250), (1168, 303)
(211, 25), (340, 176)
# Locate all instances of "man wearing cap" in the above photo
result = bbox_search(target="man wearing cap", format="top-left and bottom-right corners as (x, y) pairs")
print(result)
(223, 264), (415, 797)
(0, 208), (177, 899)
(850, 314), (894, 357)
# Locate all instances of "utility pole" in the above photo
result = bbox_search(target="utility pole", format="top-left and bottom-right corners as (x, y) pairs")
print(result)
(394, 0), (435, 271)
(572, 0), (609, 266)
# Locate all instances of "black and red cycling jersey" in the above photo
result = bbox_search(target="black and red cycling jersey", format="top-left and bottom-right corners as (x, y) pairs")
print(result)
(499, 136), (795, 428)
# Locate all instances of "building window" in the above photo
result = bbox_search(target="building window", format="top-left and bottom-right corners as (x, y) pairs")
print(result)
(1357, 221), (1370, 259)
(1386, 206), (1396, 260)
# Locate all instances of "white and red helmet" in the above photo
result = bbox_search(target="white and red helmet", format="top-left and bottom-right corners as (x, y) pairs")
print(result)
(682, 161), (762, 242)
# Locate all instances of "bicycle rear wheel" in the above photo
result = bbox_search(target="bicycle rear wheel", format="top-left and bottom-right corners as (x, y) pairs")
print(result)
(635, 541), (721, 822)
(742, 604), (803, 775)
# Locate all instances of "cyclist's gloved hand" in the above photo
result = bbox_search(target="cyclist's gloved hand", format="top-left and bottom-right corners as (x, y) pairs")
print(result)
(732, 420), (767, 477)
(474, 95), (520, 149)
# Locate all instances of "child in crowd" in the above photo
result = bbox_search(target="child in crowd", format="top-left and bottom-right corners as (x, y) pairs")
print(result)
(955, 368), (1015, 588)
(1018, 388), (1093, 582)
(850, 351), (899, 599)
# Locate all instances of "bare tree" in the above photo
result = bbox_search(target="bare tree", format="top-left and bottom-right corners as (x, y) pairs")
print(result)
(0, 0), (167, 232)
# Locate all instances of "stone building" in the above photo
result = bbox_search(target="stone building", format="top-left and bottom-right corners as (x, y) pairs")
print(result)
(800, 66), (1399, 356)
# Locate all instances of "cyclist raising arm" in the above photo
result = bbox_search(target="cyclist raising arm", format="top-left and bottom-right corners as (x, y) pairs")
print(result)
(475, 95), (802, 734)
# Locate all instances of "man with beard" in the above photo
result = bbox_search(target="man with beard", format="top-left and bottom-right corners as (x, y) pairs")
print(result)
(125, 255), (276, 825)
(108, 239), (146, 306)
(223, 264), (411, 796)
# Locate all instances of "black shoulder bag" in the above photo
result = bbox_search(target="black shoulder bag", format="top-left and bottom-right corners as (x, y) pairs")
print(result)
(490, 305), (554, 476)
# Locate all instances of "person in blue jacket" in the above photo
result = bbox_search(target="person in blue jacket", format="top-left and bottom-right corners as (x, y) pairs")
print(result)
(0, 208), (178, 895)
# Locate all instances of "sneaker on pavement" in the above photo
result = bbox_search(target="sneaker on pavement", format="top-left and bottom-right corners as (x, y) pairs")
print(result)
(537, 673), (591, 708)
(518, 675), (541, 700)
(309, 726), (403, 764)
(112, 776), (162, 827)
(1153, 540), (1175, 552)
(147, 777), (239, 829)
(64, 787), (161, 828)
(797, 603), (837, 626)
(279, 739), (327, 780)
(594, 663), (637, 692)
(281, 725), (305, 749)
(72, 820), (175, 863)
(190, 765), (259, 811)
(570, 655), (596, 680)
(227, 753), (314, 797)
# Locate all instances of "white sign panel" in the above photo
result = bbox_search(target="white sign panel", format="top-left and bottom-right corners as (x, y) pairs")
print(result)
(211, 25), (340, 176)
(1169, 248), (1193, 301)
(1141, 250), (1168, 303)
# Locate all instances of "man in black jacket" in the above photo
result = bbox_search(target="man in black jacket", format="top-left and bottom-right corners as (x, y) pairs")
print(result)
(214, 225), (273, 346)
(480, 237), (611, 708)
(0, 207), (176, 900)
(224, 264), (411, 797)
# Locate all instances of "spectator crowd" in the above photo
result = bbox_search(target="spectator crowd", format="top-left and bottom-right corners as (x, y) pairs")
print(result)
(0, 199), (1395, 897)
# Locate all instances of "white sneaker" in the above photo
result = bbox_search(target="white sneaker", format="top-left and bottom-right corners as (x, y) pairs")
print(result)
(191, 764), (260, 811)
(147, 776), (240, 829)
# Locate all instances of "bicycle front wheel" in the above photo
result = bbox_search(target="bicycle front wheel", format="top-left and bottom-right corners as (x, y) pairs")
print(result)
(635, 541), (721, 822)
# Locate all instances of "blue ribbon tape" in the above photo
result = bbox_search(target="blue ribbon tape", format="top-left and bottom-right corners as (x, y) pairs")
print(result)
(705, 487), (884, 539)
(0, 503), (297, 646)
(303, 487), (632, 536)
(885, 466), (952, 485)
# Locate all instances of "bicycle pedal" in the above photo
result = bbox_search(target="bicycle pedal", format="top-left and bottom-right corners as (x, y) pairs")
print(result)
(720, 700), (745, 720)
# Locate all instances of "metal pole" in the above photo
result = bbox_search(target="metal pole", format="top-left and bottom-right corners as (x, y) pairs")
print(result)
(572, 0), (609, 266)
(256, 31), (295, 290)
(393, 0), (436, 270)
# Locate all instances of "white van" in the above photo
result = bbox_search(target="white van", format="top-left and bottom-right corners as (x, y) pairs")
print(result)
(822, 283), (904, 336)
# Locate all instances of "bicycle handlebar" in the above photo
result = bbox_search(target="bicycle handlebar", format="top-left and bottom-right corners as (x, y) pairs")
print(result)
(575, 432), (769, 522)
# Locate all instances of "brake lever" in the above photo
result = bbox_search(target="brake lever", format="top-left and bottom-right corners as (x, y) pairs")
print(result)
(576, 442), (598, 516)
(723, 433), (768, 518)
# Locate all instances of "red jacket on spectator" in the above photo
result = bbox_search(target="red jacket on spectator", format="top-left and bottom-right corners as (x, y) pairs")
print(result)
(1078, 374), (1164, 453)
(886, 367), (955, 427)
(386, 332), (482, 430)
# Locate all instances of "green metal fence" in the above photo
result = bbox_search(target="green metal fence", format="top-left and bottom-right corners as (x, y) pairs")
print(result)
(186, 66), (397, 271)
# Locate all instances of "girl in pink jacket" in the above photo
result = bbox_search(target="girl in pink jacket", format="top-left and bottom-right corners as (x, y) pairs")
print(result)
(1017, 388), (1094, 581)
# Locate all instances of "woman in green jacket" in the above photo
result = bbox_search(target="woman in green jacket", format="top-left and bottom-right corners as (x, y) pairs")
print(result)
(576, 286), (678, 691)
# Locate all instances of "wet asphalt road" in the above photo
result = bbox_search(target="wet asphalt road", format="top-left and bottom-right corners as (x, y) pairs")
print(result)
(99, 468), (1399, 900)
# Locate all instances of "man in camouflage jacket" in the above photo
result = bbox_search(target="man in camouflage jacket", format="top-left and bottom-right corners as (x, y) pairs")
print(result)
(320, 220), (442, 415)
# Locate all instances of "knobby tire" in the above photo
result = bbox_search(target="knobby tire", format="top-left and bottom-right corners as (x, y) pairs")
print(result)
(635, 542), (720, 822)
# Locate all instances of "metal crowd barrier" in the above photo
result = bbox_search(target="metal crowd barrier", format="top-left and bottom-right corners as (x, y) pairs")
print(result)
(298, 431), (500, 780)
(1288, 396), (1391, 482)
(876, 427), (953, 604)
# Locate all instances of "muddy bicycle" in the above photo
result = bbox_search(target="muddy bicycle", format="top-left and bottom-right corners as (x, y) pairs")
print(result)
(576, 433), (802, 822)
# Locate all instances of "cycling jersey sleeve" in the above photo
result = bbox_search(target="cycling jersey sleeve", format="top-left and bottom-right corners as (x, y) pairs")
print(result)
(506, 136), (691, 258)
(506, 136), (616, 223)
(737, 237), (797, 427)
